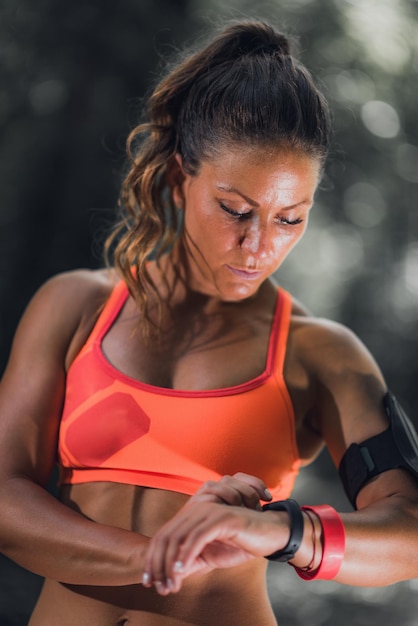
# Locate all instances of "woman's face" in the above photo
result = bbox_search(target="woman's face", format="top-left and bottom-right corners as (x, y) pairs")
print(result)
(174, 147), (320, 301)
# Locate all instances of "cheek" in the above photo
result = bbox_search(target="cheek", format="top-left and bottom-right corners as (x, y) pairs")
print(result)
(184, 193), (214, 230)
(271, 227), (306, 258)
(185, 206), (234, 247)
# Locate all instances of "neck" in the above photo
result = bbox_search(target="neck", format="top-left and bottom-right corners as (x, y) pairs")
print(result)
(147, 245), (214, 310)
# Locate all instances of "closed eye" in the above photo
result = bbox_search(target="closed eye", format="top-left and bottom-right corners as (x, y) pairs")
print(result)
(277, 216), (304, 225)
(220, 202), (304, 226)
(219, 202), (252, 220)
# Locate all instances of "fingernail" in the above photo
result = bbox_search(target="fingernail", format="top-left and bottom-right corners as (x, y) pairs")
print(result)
(173, 561), (184, 573)
(155, 581), (165, 595)
(264, 488), (272, 499)
(142, 571), (151, 586)
(167, 578), (174, 591)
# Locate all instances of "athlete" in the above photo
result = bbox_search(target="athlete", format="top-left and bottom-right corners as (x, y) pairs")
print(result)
(0, 19), (417, 626)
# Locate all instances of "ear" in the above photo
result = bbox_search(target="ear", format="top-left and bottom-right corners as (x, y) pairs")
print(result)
(167, 153), (186, 210)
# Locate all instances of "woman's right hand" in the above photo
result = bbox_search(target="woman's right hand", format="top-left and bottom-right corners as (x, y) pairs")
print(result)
(184, 472), (273, 509)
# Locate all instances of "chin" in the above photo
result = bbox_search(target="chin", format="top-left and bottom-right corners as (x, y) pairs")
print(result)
(190, 271), (263, 301)
(218, 282), (261, 302)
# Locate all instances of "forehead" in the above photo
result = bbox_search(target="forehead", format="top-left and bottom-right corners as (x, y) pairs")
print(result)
(194, 147), (321, 196)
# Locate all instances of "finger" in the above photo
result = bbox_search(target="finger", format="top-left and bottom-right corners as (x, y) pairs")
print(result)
(232, 472), (273, 501)
(196, 479), (249, 507)
(144, 505), (222, 584)
(168, 506), (240, 577)
(144, 508), (205, 593)
(160, 506), (217, 582)
(193, 476), (269, 509)
(220, 477), (261, 509)
(143, 527), (176, 594)
(191, 480), (230, 504)
(143, 498), (233, 592)
(215, 475), (269, 509)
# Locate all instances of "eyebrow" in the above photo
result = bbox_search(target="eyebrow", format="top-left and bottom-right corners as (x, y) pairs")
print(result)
(216, 184), (312, 211)
(216, 184), (259, 207)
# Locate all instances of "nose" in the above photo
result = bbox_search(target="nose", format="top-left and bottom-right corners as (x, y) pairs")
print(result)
(239, 220), (274, 260)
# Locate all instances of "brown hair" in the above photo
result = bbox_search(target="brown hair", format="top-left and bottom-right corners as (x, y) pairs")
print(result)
(105, 20), (332, 332)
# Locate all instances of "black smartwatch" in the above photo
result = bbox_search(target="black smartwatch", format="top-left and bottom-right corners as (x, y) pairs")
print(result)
(262, 499), (304, 562)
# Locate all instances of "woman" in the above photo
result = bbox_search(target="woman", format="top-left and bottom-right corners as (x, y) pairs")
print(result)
(0, 19), (417, 626)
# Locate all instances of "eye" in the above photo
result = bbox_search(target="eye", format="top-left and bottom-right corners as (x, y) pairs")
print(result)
(276, 216), (304, 226)
(219, 202), (252, 220)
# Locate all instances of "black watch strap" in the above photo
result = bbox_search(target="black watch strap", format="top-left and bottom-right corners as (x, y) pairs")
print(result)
(262, 498), (304, 562)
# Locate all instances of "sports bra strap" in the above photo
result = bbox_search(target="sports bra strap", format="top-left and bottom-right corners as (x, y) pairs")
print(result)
(84, 278), (128, 347)
(272, 288), (292, 379)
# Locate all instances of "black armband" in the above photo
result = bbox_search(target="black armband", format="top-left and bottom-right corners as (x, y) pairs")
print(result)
(339, 391), (418, 509)
(262, 499), (304, 561)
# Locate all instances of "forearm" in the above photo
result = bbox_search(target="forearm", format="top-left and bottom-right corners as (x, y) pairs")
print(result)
(336, 495), (418, 586)
(0, 477), (148, 586)
(286, 494), (418, 587)
(261, 494), (418, 587)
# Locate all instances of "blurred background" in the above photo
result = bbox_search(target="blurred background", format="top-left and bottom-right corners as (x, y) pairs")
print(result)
(0, 0), (417, 624)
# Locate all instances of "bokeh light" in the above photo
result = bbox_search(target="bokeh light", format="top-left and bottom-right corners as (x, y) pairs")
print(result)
(361, 100), (400, 138)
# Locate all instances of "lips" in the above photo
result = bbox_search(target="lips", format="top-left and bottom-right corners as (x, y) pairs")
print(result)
(226, 265), (264, 280)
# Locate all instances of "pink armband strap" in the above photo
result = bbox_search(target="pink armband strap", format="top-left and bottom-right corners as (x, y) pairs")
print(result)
(294, 504), (345, 581)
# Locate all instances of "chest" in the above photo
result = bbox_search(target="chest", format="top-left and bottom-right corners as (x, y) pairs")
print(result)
(101, 297), (277, 391)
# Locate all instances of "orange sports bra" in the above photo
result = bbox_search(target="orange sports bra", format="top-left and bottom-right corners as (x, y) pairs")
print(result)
(58, 280), (301, 499)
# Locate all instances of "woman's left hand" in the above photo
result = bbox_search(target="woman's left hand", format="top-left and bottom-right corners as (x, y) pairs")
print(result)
(142, 497), (289, 595)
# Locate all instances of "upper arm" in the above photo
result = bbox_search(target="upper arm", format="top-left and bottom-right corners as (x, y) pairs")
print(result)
(0, 270), (112, 486)
(299, 319), (418, 506)
(309, 320), (388, 462)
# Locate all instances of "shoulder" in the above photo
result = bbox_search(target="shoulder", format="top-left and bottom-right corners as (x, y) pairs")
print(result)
(281, 285), (377, 376)
(285, 293), (386, 409)
(289, 313), (382, 381)
(10, 268), (117, 367)
(25, 268), (116, 329)
(35, 267), (116, 305)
